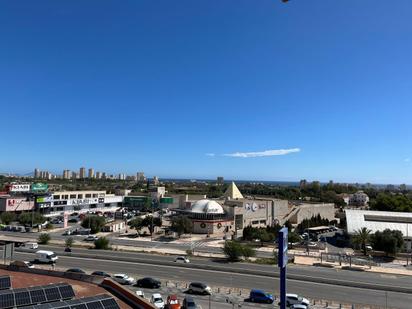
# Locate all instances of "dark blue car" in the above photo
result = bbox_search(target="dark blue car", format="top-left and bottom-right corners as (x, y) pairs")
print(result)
(249, 289), (274, 304)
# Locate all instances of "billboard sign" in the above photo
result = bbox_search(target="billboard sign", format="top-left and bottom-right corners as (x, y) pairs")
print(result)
(36, 196), (53, 203)
(68, 198), (98, 205)
(9, 184), (30, 192)
(31, 183), (48, 192)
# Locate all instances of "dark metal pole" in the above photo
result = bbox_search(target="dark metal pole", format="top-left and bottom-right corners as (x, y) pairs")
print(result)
(280, 266), (286, 309)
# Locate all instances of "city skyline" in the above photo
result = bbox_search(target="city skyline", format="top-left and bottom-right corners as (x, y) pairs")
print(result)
(1, 1), (412, 184)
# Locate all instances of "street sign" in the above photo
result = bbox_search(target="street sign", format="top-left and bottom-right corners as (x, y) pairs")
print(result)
(3, 243), (14, 264)
(278, 227), (288, 268)
(278, 227), (288, 309)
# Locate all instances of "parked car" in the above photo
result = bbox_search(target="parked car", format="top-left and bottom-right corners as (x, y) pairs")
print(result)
(68, 218), (79, 223)
(290, 304), (309, 309)
(188, 282), (211, 295)
(135, 290), (145, 298)
(22, 242), (39, 250)
(249, 289), (274, 304)
(91, 271), (111, 278)
(66, 268), (86, 274)
(84, 235), (98, 241)
(113, 274), (135, 285)
(10, 260), (34, 269)
(151, 293), (165, 309)
(182, 296), (197, 309)
(63, 230), (73, 236)
(174, 256), (190, 263)
(166, 294), (181, 309)
(136, 277), (161, 288)
(286, 294), (310, 307)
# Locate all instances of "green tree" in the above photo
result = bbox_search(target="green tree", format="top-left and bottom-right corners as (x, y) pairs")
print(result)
(0, 212), (16, 225)
(352, 227), (371, 255)
(129, 217), (144, 233)
(170, 215), (193, 237)
(223, 241), (243, 261)
(241, 245), (256, 260)
(94, 237), (110, 250)
(19, 212), (46, 227)
(38, 233), (51, 245)
(81, 216), (106, 234)
(142, 216), (162, 235)
(65, 237), (74, 248)
(370, 229), (404, 256)
(288, 231), (301, 244)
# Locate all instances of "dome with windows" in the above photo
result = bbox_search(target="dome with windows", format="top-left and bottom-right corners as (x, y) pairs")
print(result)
(190, 199), (224, 214)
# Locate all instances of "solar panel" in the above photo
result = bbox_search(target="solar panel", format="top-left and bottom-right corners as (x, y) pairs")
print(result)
(85, 301), (104, 309)
(21, 294), (120, 309)
(71, 304), (87, 309)
(58, 285), (75, 300)
(15, 290), (32, 307)
(44, 287), (61, 302)
(0, 292), (14, 308)
(0, 276), (11, 290)
(30, 289), (47, 304)
(100, 298), (119, 309)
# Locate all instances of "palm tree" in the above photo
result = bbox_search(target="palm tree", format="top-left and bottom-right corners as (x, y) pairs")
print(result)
(353, 227), (371, 255)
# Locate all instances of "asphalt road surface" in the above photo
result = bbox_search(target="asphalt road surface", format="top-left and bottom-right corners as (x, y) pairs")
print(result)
(9, 248), (412, 309)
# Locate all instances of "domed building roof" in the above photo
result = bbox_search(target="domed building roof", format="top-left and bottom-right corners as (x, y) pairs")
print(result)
(190, 199), (224, 214)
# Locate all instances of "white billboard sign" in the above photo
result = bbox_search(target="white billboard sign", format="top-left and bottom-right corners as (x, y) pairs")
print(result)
(9, 184), (31, 192)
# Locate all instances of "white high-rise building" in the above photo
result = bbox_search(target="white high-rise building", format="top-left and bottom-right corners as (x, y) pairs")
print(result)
(79, 167), (86, 179)
(88, 168), (94, 179)
(34, 168), (40, 179)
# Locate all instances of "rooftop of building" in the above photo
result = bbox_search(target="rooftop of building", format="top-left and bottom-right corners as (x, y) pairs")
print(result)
(0, 269), (130, 309)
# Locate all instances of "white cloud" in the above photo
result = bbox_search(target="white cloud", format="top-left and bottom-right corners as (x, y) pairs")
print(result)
(405, 158), (411, 163)
(205, 153), (216, 157)
(223, 148), (301, 158)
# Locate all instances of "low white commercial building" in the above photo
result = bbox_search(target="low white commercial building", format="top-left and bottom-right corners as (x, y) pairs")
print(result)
(345, 209), (412, 250)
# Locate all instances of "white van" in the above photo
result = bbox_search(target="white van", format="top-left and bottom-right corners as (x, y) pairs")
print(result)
(22, 242), (39, 250)
(35, 250), (58, 263)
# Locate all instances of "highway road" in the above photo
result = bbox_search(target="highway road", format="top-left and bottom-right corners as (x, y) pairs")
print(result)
(9, 247), (412, 308)
(1, 230), (268, 257)
(14, 244), (412, 291)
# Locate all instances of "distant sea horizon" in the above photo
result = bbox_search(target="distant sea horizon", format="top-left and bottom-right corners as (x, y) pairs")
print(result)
(1, 172), (410, 188)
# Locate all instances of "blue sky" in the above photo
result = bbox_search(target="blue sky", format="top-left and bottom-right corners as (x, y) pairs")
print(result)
(1, 0), (412, 184)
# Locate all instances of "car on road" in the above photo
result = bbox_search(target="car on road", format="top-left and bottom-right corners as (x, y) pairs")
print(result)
(84, 235), (98, 241)
(64, 247), (72, 252)
(151, 293), (165, 309)
(91, 271), (111, 278)
(66, 268), (86, 274)
(182, 296), (197, 309)
(188, 282), (211, 295)
(166, 294), (181, 309)
(10, 260), (34, 269)
(286, 294), (310, 307)
(22, 242), (39, 250)
(174, 256), (190, 263)
(113, 274), (135, 285)
(136, 277), (161, 289)
(249, 289), (274, 304)
(290, 304), (309, 309)
(35, 250), (58, 264)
